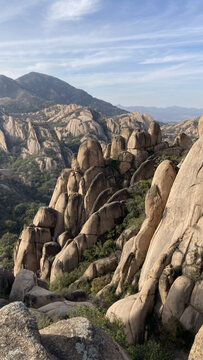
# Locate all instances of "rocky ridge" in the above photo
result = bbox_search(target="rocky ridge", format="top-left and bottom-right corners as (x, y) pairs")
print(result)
(0, 104), (155, 170)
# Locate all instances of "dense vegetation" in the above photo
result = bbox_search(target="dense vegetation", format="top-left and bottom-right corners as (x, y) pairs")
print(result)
(0, 150), (62, 269)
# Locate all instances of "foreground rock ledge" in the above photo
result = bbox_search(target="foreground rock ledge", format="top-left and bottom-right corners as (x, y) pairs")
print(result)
(0, 302), (49, 360)
(40, 317), (130, 360)
(0, 301), (130, 360)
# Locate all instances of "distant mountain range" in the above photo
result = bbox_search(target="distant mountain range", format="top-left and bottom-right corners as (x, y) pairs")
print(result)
(0, 72), (126, 116)
(118, 105), (203, 123)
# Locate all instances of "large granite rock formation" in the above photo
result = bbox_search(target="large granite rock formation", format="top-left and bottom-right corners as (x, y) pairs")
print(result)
(107, 132), (203, 344)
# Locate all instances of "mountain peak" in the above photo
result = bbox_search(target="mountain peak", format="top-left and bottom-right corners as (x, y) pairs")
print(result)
(14, 72), (127, 116)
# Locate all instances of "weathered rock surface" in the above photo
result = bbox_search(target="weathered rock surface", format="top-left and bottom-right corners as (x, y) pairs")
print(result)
(0, 301), (49, 360)
(84, 172), (108, 217)
(173, 132), (192, 149)
(33, 207), (58, 228)
(24, 286), (63, 309)
(27, 120), (41, 155)
(64, 193), (85, 237)
(198, 115), (203, 137)
(107, 135), (203, 344)
(104, 160), (177, 296)
(189, 325), (203, 360)
(37, 300), (92, 319)
(119, 151), (134, 174)
(127, 129), (147, 150)
(162, 276), (194, 323)
(14, 226), (51, 276)
(74, 256), (118, 285)
(49, 169), (71, 208)
(78, 166), (104, 196)
(77, 139), (104, 173)
(130, 158), (156, 184)
(10, 269), (38, 302)
(67, 170), (81, 195)
(54, 193), (68, 239)
(139, 136), (203, 289)
(57, 231), (71, 248)
(148, 121), (162, 146)
(111, 135), (126, 159)
(40, 242), (61, 280)
(50, 201), (126, 282)
(40, 317), (130, 360)
(0, 128), (8, 151)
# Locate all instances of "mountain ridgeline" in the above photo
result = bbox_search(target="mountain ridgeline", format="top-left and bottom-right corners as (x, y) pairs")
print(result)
(0, 72), (127, 116)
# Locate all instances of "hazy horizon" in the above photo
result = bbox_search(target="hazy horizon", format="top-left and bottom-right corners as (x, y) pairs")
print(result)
(0, 0), (203, 107)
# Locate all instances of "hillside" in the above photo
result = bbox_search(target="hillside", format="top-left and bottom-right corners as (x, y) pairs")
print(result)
(161, 116), (199, 143)
(0, 72), (126, 116)
(0, 104), (155, 172)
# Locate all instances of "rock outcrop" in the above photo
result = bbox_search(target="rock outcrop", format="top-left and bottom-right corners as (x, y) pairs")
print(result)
(100, 160), (177, 296)
(106, 134), (203, 344)
(40, 317), (130, 360)
(50, 201), (126, 282)
(77, 139), (104, 172)
(0, 301), (49, 360)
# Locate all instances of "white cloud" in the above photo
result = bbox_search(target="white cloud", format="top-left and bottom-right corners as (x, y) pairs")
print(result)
(141, 54), (198, 64)
(49, 0), (101, 21)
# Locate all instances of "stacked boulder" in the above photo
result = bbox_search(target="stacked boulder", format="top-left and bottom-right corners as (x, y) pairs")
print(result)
(106, 121), (162, 171)
(14, 120), (195, 285)
(106, 119), (203, 344)
(14, 138), (128, 281)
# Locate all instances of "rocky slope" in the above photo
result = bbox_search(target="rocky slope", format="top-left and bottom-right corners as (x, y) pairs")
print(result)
(0, 119), (202, 359)
(161, 116), (199, 143)
(0, 104), (155, 172)
(0, 72), (126, 116)
(0, 103), (169, 242)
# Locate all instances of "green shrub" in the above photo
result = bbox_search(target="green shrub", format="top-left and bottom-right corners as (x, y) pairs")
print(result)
(160, 317), (194, 352)
(91, 274), (112, 296)
(155, 155), (180, 167)
(122, 180), (151, 231)
(50, 261), (90, 295)
(37, 315), (54, 330)
(130, 340), (171, 360)
(68, 305), (171, 360)
(93, 289), (120, 312)
(83, 239), (115, 263)
(0, 232), (18, 270)
(125, 270), (141, 295)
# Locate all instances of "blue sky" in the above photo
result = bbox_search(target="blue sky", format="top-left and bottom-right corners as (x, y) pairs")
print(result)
(0, 0), (203, 107)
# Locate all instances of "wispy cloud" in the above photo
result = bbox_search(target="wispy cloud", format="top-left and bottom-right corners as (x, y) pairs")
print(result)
(0, 0), (44, 24)
(141, 54), (199, 64)
(64, 63), (203, 88)
(49, 0), (101, 21)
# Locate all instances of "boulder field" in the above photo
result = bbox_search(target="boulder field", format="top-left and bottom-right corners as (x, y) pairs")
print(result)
(1, 118), (202, 359)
